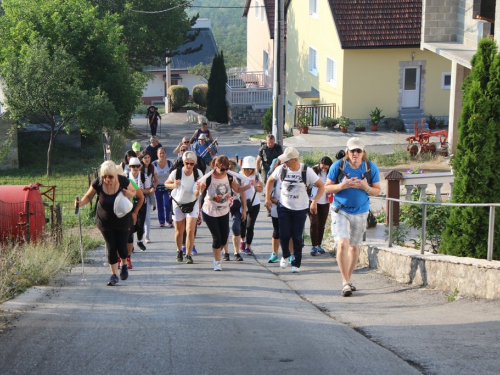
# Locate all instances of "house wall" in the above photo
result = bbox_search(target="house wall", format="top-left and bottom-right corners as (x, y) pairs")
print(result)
(284, 0), (343, 129)
(342, 49), (451, 119)
(142, 71), (205, 103)
(246, 0), (274, 85)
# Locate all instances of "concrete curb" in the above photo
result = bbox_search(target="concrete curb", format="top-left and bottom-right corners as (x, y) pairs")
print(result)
(360, 242), (500, 299)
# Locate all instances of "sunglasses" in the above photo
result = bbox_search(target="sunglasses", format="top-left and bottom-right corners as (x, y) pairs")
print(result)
(183, 141), (189, 144)
(130, 165), (141, 169)
(349, 148), (363, 154)
(102, 175), (115, 179)
(184, 162), (195, 166)
(180, 149), (187, 152)
(218, 167), (229, 172)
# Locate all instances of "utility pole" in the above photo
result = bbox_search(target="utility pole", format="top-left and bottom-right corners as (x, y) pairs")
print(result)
(165, 53), (171, 114)
(272, 0), (285, 146)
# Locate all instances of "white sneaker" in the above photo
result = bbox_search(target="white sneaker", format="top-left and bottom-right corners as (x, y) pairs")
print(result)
(213, 260), (222, 271)
(291, 266), (300, 273)
(280, 257), (288, 269)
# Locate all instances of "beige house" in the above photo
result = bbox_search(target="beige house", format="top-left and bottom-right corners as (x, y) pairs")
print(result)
(421, 0), (500, 153)
(285, 0), (452, 133)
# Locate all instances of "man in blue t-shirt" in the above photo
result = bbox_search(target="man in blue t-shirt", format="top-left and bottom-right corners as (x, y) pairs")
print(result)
(325, 137), (381, 297)
(194, 133), (216, 168)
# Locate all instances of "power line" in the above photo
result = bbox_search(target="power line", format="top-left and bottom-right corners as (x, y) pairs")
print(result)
(127, 1), (262, 14)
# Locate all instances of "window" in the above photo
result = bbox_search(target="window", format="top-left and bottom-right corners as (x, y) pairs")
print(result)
(326, 57), (336, 87)
(261, 5), (265, 22)
(308, 47), (318, 76)
(442, 72), (451, 89)
(263, 51), (269, 76)
(309, 0), (318, 18)
(255, 1), (259, 18)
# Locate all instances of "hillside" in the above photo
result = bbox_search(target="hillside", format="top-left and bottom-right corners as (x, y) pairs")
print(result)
(189, 0), (246, 68)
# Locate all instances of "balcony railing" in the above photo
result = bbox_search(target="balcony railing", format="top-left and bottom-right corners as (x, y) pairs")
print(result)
(225, 85), (273, 107)
(227, 71), (271, 88)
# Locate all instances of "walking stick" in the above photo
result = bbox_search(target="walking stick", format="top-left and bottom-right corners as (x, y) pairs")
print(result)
(75, 196), (87, 282)
(160, 118), (162, 137)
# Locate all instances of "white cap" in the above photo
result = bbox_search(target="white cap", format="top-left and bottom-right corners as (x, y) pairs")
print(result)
(241, 156), (256, 169)
(182, 151), (197, 162)
(198, 133), (207, 140)
(346, 137), (365, 151)
(128, 157), (141, 167)
(278, 147), (299, 162)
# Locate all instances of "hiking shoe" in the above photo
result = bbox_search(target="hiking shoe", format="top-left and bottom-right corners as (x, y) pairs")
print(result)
(289, 255), (295, 263)
(239, 241), (246, 251)
(176, 250), (183, 263)
(280, 257), (289, 269)
(341, 284), (352, 297)
(185, 255), (194, 264)
(310, 246), (318, 256)
(144, 238), (151, 244)
(137, 241), (146, 251)
(268, 252), (278, 263)
(234, 253), (243, 261)
(182, 245), (186, 255)
(291, 266), (300, 273)
(107, 274), (119, 286)
(167, 222), (174, 228)
(222, 253), (230, 261)
(120, 264), (129, 280)
(160, 223), (165, 227)
(126, 257), (133, 269)
(192, 246), (198, 255)
(213, 260), (222, 271)
(243, 247), (253, 255)
(317, 246), (326, 254)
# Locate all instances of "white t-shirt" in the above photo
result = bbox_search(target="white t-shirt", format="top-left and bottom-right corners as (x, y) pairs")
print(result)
(202, 175), (232, 217)
(271, 164), (319, 210)
(168, 168), (202, 205)
(239, 172), (262, 206)
(310, 170), (328, 204)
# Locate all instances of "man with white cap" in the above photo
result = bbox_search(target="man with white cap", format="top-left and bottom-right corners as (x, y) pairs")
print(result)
(194, 133), (216, 169)
(325, 137), (381, 297)
(265, 147), (324, 273)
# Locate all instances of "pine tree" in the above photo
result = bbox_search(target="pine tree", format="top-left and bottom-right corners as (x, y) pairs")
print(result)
(206, 51), (228, 123)
(440, 39), (500, 259)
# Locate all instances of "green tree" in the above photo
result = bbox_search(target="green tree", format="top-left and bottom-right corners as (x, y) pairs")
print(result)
(0, 0), (145, 175)
(440, 39), (500, 259)
(91, 0), (200, 71)
(188, 62), (211, 82)
(206, 51), (228, 123)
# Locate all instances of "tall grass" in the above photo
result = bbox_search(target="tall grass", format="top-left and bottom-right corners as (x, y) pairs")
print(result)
(0, 234), (103, 303)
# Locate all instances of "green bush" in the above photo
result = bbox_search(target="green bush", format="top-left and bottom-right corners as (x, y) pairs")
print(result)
(385, 118), (404, 132)
(168, 85), (189, 110)
(193, 84), (208, 107)
(261, 106), (273, 133)
(320, 117), (337, 128)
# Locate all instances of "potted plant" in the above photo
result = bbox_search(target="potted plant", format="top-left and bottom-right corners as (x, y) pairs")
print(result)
(297, 113), (313, 134)
(369, 107), (385, 131)
(426, 114), (437, 129)
(354, 120), (365, 132)
(438, 118), (446, 129)
(338, 116), (352, 133)
(320, 117), (338, 129)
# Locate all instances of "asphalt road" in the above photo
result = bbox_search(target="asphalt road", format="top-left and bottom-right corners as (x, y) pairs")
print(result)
(1, 114), (499, 374)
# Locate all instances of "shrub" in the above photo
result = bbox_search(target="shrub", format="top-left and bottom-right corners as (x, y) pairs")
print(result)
(168, 85), (189, 110)
(261, 106), (272, 133)
(192, 84), (208, 107)
(320, 117), (338, 128)
(385, 118), (404, 131)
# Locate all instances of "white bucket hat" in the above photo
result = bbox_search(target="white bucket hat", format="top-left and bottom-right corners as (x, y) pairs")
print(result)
(241, 156), (256, 169)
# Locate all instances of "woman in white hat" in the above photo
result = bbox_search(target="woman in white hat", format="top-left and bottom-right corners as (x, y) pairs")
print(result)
(238, 156), (263, 255)
(75, 160), (137, 286)
(165, 151), (202, 265)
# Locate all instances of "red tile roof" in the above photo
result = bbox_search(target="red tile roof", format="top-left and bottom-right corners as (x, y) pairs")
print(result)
(243, 0), (275, 39)
(328, 0), (422, 48)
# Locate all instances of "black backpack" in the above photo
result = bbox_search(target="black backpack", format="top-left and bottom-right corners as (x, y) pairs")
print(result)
(175, 165), (200, 181)
(336, 159), (372, 185)
(169, 156), (206, 175)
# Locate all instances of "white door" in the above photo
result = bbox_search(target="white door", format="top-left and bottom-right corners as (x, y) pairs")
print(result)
(402, 67), (420, 108)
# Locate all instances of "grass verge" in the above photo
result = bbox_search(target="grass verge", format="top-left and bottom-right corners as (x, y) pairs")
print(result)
(0, 235), (103, 303)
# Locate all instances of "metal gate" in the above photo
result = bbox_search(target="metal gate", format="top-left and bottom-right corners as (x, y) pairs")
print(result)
(294, 104), (336, 127)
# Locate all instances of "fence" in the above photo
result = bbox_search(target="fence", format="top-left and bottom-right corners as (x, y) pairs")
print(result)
(225, 84), (273, 107)
(294, 104), (336, 127)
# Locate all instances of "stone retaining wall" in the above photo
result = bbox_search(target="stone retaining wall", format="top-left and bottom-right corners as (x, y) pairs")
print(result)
(359, 242), (500, 300)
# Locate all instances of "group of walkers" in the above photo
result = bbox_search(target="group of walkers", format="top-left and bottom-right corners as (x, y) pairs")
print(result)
(77, 117), (380, 297)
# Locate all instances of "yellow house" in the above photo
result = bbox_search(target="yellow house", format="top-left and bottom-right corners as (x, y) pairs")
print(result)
(285, 0), (452, 132)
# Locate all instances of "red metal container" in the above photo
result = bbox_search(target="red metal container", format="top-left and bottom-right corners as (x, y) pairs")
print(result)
(0, 184), (46, 243)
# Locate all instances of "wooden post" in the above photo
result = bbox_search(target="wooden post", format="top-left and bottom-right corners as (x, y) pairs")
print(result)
(384, 170), (403, 226)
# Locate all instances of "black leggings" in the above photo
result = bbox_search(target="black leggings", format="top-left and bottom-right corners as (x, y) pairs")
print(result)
(271, 217), (280, 239)
(240, 203), (260, 245)
(128, 204), (146, 243)
(101, 229), (129, 265)
(202, 211), (229, 249)
(308, 202), (330, 246)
